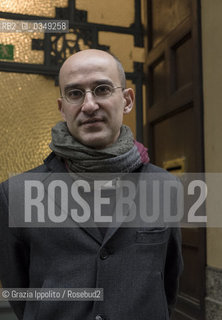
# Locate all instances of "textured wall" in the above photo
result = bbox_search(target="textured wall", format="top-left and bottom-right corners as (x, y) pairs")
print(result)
(201, 1), (222, 318)
(201, 0), (222, 269)
(0, 0), (146, 182)
(0, 73), (62, 181)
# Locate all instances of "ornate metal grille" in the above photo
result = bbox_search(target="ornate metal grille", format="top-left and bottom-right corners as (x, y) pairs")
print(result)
(0, 0), (144, 141)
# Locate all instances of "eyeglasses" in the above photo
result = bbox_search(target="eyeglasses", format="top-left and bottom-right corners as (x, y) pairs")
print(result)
(61, 84), (123, 105)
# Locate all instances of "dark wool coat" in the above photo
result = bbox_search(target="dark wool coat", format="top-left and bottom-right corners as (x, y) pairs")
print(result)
(0, 152), (183, 320)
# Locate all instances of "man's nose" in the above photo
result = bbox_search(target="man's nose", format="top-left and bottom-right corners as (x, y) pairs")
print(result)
(81, 92), (99, 113)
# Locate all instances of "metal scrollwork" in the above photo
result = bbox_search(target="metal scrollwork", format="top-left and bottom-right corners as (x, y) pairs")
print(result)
(0, 0), (144, 141)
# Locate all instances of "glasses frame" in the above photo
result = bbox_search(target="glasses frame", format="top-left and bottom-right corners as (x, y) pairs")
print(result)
(61, 84), (124, 105)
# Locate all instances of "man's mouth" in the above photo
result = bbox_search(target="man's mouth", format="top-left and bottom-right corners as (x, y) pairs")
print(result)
(81, 118), (104, 125)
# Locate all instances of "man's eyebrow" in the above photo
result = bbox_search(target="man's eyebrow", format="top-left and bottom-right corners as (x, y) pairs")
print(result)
(93, 79), (114, 86)
(63, 79), (114, 91)
(64, 83), (79, 92)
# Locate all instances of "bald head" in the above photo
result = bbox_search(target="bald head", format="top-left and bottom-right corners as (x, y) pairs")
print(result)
(59, 49), (126, 92)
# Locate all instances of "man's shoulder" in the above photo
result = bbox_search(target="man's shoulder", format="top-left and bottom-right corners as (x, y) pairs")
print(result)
(27, 152), (56, 173)
(0, 152), (64, 192)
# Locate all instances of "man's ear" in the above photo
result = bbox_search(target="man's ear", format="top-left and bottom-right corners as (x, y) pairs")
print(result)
(123, 88), (135, 114)
(57, 98), (66, 120)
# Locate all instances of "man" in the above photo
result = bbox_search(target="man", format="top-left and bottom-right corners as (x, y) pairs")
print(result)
(0, 49), (183, 320)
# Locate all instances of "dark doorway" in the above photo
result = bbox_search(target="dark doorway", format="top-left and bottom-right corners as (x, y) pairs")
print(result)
(145, 0), (205, 319)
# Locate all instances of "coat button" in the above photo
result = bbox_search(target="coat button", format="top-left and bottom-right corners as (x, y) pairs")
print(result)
(100, 247), (109, 260)
(95, 315), (104, 320)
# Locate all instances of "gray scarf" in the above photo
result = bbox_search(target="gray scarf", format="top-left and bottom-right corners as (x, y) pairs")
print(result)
(49, 121), (148, 173)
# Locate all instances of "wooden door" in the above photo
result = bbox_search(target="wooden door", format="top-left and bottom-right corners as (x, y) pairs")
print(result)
(145, 0), (205, 319)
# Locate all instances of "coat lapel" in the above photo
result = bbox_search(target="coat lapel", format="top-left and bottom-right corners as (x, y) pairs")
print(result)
(43, 153), (103, 244)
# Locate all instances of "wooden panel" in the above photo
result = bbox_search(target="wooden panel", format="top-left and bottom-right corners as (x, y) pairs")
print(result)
(153, 107), (197, 171)
(181, 245), (201, 300)
(173, 33), (193, 90)
(149, 56), (166, 105)
(150, 0), (191, 48)
(182, 228), (200, 247)
(147, 84), (193, 122)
